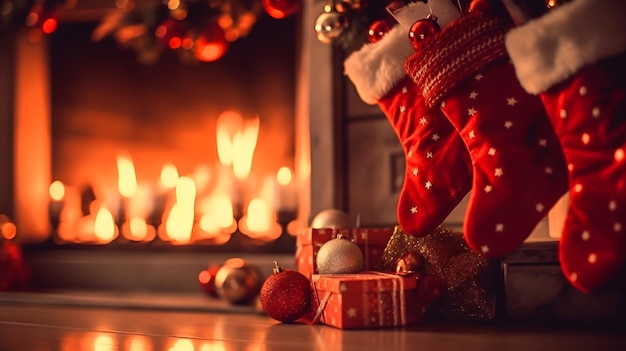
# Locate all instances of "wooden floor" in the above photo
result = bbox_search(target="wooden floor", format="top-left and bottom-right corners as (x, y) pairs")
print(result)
(1, 303), (626, 351)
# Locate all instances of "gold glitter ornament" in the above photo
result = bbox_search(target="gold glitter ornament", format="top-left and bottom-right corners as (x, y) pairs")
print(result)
(379, 226), (496, 322)
(316, 234), (364, 274)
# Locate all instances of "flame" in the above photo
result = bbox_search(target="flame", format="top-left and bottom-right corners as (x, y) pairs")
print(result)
(117, 154), (137, 198)
(49, 180), (65, 201)
(164, 176), (196, 243)
(168, 339), (194, 351)
(276, 166), (292, 185)
(216, 111), (259, 179)
(125, 216), (156, 242)
(94, 207), (116, 242)
(216, 110), (242, 166)
(232, 117), (259, 180)
(245, 198), (271, 233)
(160, 163), (179, 189)
(198, 194), (235, 236)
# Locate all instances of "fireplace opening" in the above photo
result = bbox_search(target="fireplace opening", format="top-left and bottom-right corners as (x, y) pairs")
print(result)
(9, 9), (304, 253)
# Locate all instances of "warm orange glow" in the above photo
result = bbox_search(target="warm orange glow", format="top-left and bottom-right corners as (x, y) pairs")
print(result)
(160, 163), (179, 189)
(232, 117), (259, 180)
(117, 155), (137, 198)
(168, 339), (194, 351)
(125, 335), (153, 351)
(94, 207), (117, 242)
(49, 180), (66, 201)
(169, 37), (182, 49)
(1, 222), (17, 240)
(276, 166), (292, 185)
(238, 198), (281, 241)
(124, 217), (151, 241)
(93, 334), (117, 351)
(199, 195), (235, 230)
(163, 176), (196, 243)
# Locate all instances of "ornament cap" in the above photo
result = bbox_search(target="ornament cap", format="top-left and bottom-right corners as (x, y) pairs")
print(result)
(272, 261), (284, 274)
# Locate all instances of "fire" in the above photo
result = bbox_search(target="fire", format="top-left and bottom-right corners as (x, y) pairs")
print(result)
(276, 166), (292, 186)
(117, 154), (138, 198)
(49, 180), (65, 201)
(163, 176), (196, 243)
(216, 111), (259, 179)
(93, 207), (117, 243)
(160, 163), (179, 189)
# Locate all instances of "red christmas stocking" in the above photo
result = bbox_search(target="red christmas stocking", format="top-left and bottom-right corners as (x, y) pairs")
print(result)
(405, 9), (569, 258)
(344, 24), (472, 237)
(506, 0), (626, 293)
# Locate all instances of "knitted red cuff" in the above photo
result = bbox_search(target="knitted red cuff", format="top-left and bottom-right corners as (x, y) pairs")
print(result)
(405, 12), (513, 108)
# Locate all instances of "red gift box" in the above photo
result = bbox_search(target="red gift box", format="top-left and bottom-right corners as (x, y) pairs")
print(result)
(295, 228), (394, 279)
(311, 272), (425, 329)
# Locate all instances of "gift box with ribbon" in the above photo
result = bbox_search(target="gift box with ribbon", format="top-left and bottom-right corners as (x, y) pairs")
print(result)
(296, 228), (394, 279)
(311, 271), (427, 329)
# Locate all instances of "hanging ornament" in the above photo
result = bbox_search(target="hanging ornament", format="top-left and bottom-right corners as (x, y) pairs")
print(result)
(316, 234), (364, 274)
(314, 9), (349, 44)
(194, 23), (230, 62)
(408, 15), (440, 50)
(198, 264), (221, 297)
(262, 0), (302, 19)
(367, 19), (392, 43)
(214, 258), (264, 304)
(0, 239), (29, 292)
(395, 251), (425, 275)
(310, 209), (353, 228)
(260, 261), (312, 323)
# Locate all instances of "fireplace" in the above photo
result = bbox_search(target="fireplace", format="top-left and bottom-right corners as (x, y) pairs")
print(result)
(2, 2), (307, 254)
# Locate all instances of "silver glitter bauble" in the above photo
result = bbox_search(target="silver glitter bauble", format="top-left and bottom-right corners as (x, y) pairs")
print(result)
(314, 10), (348, 44)
(214, 258), (264, 305)
(310, 209), (353, 228)
(316, 235), (364, 274)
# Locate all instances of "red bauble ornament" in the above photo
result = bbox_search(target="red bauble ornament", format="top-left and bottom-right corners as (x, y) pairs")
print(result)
(194, 23), (229, 62)
(469, 0), (491, 12)
(0, 240), (29, 292)
(262, 0), (301, 19)
(367, 19), (393, 44)
(260, 261), (311, 323)
(408, 17), (440, 50)
(198, 264), (220, 297)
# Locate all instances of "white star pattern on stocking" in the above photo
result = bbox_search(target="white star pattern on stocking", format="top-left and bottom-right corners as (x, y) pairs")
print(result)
(412, 168), (418, 176)
(410, 206), (418, 214)
(494, 168), (503, 177)
(507, 97), (518, 106)
(535, 203), (544, 212)
(468, 107), (477, 116)
(425, 181), (432, 189)
(402, 86), (408, 94)
(581, 230), (590, 241)
(609, 200), (617, 211)
(592, 106), (601, 118)
(579, 86), (587, 96)
(431, 133), (440, 141)
(495, 223), (504, 232)
(538, 139), (547, 146)
(588, 253), (597, 264)
(420, 117), (427, 125)
(488, 147), (496, 156)
(614, 223), (623, 232)
(475, 74), (484, 81)
(481, 245), (489, 254)
(545, 167), (553, 174)
(484, 185), (492, 193)
(504, 121), (513, 129)
(469, 91), (478, 99)
(426, 152), (433, 158)
(469, 130), (476, 139)
(400, 105), (406, 113)
(560, 109), (567, 118)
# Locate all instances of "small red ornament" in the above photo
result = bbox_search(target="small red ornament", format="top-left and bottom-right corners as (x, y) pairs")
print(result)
(469, 0), (491, 13)
(408, 16), (440, 50)
(367, 19), (393, 44)
(0, 240), (29, 292)
(262, 0), (301, 19)
(198, 264), (220, 297)
(260, 261), (311, 323)
(194, 23), (229, 62)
